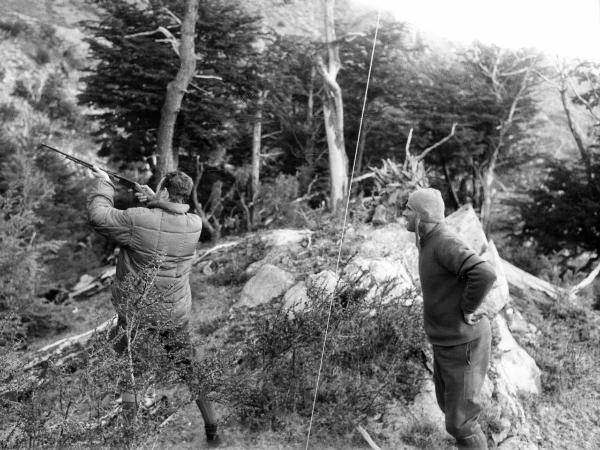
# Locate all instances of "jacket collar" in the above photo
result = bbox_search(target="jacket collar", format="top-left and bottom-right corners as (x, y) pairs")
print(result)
(146, 199), (190, 214)
(419, 221), (444, 247)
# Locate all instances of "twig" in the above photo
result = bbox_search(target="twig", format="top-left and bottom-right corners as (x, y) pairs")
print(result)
(570, 260), (600, 297)
(351, 172), (375, 184)
(125, 26), (180, 57)
(161, 7), (182, 25)
(193, 74), (223, 81)
(193, 241), (241, 265)
(356, 424), (382, 450)
(416, 122), (457, 161)
(404, 127), (413, 167)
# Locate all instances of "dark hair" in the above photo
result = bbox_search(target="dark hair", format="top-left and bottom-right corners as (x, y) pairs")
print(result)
(162, 171), (193, 203)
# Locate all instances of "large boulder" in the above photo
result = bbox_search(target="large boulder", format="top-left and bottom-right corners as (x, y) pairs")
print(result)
(239, 264), (295, 308)
(282, 270), (338, 319)
(492, 314), (542, 395)
(475, 240), (510, 319)
(445, 204), (488, 254)
(343, 256), (415, 304)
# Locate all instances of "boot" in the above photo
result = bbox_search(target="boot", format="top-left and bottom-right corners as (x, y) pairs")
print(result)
(205, 423), (220, 447)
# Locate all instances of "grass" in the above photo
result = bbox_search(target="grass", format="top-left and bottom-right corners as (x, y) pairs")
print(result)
(513, 291), (600, 449)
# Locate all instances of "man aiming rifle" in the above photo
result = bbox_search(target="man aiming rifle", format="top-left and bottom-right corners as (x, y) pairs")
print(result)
(44, 144), (220, 445)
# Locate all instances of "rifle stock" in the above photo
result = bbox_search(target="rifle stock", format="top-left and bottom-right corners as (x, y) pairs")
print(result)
(40, 144), (139, 190)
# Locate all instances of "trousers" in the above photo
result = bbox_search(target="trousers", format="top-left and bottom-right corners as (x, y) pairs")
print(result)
(432, 320), (491, 450)
(109, 316), (217, 428)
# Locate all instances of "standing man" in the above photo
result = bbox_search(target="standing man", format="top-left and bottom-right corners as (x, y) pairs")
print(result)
(87, 166), (220, 445)
(403, 188), (496, 450)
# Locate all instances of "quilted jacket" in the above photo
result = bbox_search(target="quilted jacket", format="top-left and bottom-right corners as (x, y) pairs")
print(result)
(87, 179), (202, 327)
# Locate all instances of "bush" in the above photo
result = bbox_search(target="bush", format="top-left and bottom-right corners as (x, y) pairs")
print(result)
(36, 72), (77, 121)
(0, 103), (19, 123)
(0, 256), (198, 448)
(199, 270), (427, 440)
(0, 19), (32, 38)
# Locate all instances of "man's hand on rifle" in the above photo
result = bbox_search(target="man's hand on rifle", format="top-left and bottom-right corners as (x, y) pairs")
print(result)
(133, 183), (156, 203)
(91, 165), (110, 182)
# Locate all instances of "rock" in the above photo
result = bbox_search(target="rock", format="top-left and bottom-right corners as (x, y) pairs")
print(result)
(371, 204), (388, 225)
(383, 380), (445, 436)
(245, 247), (297, 276)
(282, 270), (339, 319)
(498, 436), (539, 450)
(504, 307), (529, 334)
(282, 281), (310, 319)
(357, 222), (418, 269)
(492, 314), (542, 395)
(475, 240), (510, 319)
(306, 270), (338, 296)
(260, 228), (312, 248)
(239, 264), (295, 308)
(445, 204), (488, 254)
(491, 375), (529, 445)
(343, 257), (415, 304)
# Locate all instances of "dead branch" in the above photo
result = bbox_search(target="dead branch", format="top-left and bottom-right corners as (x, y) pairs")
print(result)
(403, 127), (414, 169)
(193, 74), (223, 81)
(356, 424), (382, 450)
(193, 241), (241, 265)
(501, 258), (561, 302)
(570, 260), (600, 297)
(125, 26), (180, 57)
(161, 7), (182, 25)
(24, 316), (118, 371)
(416, 122), (457, 161)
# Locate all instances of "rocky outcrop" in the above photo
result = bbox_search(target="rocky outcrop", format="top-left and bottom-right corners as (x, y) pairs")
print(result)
(237, 204), (544, 446)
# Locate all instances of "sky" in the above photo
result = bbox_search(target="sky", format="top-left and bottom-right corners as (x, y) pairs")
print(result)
(353, 0), (600, 61)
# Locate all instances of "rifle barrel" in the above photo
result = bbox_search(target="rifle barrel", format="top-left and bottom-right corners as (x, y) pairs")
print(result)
(40, 144), (138, 190)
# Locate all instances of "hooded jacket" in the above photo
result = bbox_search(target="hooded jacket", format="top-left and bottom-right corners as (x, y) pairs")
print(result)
(87, 179), (202, 327)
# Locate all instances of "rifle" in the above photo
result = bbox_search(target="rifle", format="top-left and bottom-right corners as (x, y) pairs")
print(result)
(40, 144), (140, 191)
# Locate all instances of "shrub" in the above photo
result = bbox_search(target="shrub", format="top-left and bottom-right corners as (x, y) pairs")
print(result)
(36, 72), (76, 121)
(198, 270), (427, 440)
(0, 103), (19, 123)
(0, 256), (197, 448)
(11, 79), (35, 102)
(0, 19), (32, 38)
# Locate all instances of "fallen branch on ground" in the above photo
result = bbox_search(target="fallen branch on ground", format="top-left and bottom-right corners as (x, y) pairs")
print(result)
(356, 424), (382, 450)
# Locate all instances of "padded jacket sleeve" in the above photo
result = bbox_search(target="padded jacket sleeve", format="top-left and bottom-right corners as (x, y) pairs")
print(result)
(87, 178), (132, 247)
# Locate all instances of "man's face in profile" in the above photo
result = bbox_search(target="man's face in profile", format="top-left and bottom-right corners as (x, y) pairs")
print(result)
(403, 204), (417, 232)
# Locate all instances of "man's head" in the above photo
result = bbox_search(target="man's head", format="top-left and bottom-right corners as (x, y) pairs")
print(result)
(403, 188), (445, 232)
(157, 171), (194, 204)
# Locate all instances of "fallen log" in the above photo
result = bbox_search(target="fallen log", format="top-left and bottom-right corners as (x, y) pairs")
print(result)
(193, 240), (241, 266)
(24, 316), (117, 371)
(500, 258), (561, 302)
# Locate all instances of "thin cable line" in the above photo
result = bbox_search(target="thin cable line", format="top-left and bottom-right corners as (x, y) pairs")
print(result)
(304, 8), (382, 449)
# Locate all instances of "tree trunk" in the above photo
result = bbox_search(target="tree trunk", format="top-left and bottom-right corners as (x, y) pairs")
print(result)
(559, 83), (594, 185)
(156, 0), (199, 181)
(305, 65), (316, 178)
(190, 156), (217, 240)
(251, 91), (266, 225)
(317, 0), (348, 214)
(355, 118), (368, 176)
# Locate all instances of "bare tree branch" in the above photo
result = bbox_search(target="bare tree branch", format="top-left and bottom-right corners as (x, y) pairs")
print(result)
(125, 26), (180, 57)
(416, 122), (456, 161)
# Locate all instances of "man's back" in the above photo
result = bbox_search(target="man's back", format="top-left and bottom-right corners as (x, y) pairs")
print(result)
(88, 178), (202, 326)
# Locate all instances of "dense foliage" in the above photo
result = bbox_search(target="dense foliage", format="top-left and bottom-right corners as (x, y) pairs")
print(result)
(521, 160), (600, 255)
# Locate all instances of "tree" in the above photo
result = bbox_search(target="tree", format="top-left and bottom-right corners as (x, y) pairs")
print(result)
(154, 0), (199, 178)
(316, 0), (348, 213)
(520, 61), (600, 255)
(80, 0), (262, 174)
